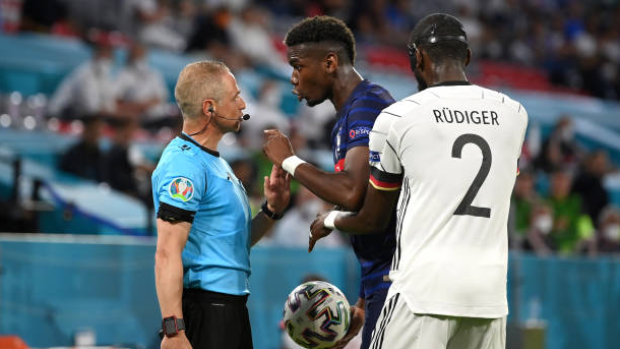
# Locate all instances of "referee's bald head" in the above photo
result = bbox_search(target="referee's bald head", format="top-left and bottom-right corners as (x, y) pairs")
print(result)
(175, 61), (230, 120)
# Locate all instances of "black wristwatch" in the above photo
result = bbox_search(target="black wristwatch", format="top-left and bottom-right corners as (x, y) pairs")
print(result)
(261, 201), (284, 220)
(162, 316), (185, 337)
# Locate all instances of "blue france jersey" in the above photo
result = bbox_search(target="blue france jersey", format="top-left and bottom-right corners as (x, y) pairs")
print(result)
(152, 133), (252, 295)
(330, 80), (398, 298)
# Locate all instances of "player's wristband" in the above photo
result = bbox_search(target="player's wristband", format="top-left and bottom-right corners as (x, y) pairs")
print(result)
(282, 155), (306, 176)
(323, 211), (341, 230)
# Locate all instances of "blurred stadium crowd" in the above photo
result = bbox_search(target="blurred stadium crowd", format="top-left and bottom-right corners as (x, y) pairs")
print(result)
(0, 0), (619, 257)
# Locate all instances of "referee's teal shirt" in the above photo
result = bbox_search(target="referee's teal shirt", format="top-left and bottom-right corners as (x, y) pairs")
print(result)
(152, 133), (252, 295)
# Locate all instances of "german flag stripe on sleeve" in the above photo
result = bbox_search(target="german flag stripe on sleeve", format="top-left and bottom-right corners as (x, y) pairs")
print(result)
(369, 167), (403, 191)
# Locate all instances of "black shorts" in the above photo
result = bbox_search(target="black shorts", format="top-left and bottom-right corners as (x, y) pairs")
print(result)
(182, 288), (253, 349)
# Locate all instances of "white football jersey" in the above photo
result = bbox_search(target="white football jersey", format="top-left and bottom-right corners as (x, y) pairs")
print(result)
(368, 82), (528, 318)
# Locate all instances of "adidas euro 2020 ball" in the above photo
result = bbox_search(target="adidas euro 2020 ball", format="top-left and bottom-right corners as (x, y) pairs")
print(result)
(282, 281), (351, 349)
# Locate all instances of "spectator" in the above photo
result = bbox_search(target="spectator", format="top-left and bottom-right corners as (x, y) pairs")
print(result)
(103, 118), (154, 203)
(20, 0), (67, 33)
(58, 117), (105, 181)
(525, 203), (557, 256)
(240, 80), (290, 149)
(227, 5), (289, 72)
(126, 0), (186, 52)
(509, 170), (542, 248)
(596, 206), (620, 254)
(115, 42), (170, 120)
(534, 116), (582, 173)
(572, 150), (611, 227)
(544, 169), (595, 254)
(48, 40), (117, 119)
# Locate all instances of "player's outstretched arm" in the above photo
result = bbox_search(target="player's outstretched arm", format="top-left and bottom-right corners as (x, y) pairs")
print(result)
(155, 219), (193, 349)
(309, 183), (399, 251)
(263, 129), (369, 211)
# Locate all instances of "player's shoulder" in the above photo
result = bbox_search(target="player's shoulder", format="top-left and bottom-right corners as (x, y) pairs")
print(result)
(350, 81), (395, 109)
(378, 89), (432, 120)
(365, 81), (396, 102)
(158, 137), (205, 172)
(477, 85), (526, 114)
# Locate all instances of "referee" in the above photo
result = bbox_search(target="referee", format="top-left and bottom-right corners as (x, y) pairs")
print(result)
(152, 61), (290, 349)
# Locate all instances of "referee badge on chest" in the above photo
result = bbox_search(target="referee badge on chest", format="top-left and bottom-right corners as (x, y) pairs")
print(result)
(169, 177), (194, 202)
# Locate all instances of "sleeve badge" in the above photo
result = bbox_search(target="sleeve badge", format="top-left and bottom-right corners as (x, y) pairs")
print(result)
(168, 177), (195, 202)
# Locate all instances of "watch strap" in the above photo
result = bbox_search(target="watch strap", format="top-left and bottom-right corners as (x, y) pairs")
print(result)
(261, 201), (284, 220)
(162, 316), (185, 337)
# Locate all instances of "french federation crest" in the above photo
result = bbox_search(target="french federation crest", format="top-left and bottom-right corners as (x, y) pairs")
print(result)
(169, 177), (194, 202)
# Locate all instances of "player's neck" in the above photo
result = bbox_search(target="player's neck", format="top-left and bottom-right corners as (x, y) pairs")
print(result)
(427, 64), (468, 87)
(331, 67), (363, 112)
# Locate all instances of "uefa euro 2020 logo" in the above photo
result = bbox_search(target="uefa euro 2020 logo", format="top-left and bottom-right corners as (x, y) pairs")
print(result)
(169, 177), (194, 202)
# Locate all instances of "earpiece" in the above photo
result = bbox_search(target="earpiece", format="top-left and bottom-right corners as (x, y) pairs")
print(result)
(208, 105), (214, 113)
(407, 43), (418, 72)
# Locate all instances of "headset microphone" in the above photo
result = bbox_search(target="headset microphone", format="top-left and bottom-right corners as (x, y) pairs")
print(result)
(209, 106), (250, 121)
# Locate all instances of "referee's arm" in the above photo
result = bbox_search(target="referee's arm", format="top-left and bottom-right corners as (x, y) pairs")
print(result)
(155, 219), (191, 331)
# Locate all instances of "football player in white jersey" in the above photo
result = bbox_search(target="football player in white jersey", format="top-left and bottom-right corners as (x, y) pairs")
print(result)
(309, 13), (528, 349)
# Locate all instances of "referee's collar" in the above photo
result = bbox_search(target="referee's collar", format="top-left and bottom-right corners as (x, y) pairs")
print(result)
(179, 132), (220, 157)
(428, 80), (472, 88)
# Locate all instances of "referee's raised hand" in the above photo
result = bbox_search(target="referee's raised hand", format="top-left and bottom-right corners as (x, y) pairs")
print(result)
(264, 164), (291, 214)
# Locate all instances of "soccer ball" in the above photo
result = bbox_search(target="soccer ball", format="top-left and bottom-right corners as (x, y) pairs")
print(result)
(282, 281), (351, 349)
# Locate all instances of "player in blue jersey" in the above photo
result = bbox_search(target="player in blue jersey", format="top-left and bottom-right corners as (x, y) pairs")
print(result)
(153, 61), (290, 349)
(262, 16), (397, 349)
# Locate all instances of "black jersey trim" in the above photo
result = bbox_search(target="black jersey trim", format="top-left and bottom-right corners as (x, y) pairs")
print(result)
(429, 80), (472, 88)
(157, 202), (196, 224)
(179, 133), (220, 157)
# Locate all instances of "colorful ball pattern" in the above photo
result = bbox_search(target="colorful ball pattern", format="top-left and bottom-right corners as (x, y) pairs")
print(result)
(282, 281), (351, 349)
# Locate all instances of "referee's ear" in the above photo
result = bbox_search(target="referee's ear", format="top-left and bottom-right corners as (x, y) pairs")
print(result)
(464, 49), (472, 67)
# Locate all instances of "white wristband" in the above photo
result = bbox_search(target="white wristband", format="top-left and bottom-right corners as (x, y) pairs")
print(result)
(323, 211), (341, 230)
(282, 155), (306, 176)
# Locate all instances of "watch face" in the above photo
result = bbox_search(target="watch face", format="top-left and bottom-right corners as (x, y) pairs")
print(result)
(164, 318), (177, 335)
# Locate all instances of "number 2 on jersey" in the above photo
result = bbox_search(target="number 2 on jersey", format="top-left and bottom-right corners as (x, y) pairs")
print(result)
(451, 134), (492, 218)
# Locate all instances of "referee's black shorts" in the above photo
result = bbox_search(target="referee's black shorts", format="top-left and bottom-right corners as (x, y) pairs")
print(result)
(182, 288), (253, 349)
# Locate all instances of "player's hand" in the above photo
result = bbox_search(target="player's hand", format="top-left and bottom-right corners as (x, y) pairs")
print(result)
(161, 331), (192, 349)
(331, 305), (365, 349)
(263, 129), (295, 167)
(264, 164), (291, 214)
(309, 212), (333, 252)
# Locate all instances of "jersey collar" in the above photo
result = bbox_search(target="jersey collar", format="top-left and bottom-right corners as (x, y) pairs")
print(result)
(179, 132), (220, 157)
(428, 80), (472, 88)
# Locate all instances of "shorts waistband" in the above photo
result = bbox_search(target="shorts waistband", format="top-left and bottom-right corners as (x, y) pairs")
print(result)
(183, 288), (249, 304)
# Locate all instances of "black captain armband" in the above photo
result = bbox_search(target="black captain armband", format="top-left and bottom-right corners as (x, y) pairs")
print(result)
(157, 203), (196, 224)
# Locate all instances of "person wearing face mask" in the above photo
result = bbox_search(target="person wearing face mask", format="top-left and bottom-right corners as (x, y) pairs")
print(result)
(115, 42), (170, 120)
(596, 206), (620, 254)
(48, 39), (118, 119)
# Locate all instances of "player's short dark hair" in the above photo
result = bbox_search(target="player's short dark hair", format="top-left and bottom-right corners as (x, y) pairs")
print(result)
(284, 16), (356, 65)
(409, 13), (469, 66)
